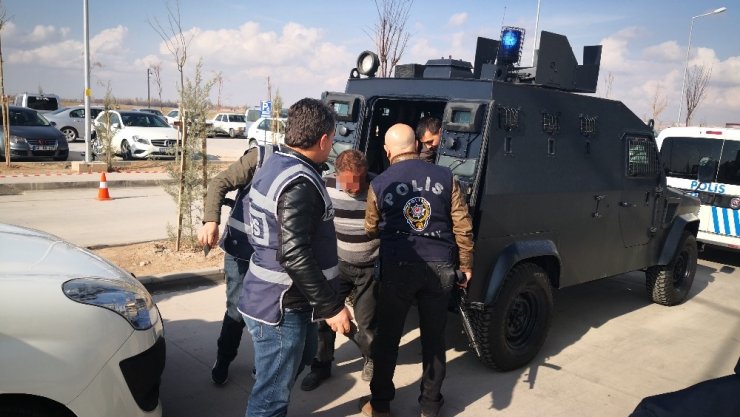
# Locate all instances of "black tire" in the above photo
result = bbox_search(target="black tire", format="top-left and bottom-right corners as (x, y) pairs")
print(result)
(120, 140), (132, 160)
(0, 401), (65, 417)
(646, 232), (697, 306)
(60, 127), (78, 142)
(229, 128), (236, 138)
(469, 263), (554, 371)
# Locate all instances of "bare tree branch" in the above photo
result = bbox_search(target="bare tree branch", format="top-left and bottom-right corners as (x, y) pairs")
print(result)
(365, 0), (413, 77)
(684, 64), (712, 126)
(650, 82), (668, 124)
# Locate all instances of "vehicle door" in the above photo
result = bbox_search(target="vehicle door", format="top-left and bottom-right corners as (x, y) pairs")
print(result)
(254, 118), (270, 145)
(436, 100), (493, 211)
(619, 134), (662, 247)
(322, 92), (365, 174)
(68, 108), (86, 131)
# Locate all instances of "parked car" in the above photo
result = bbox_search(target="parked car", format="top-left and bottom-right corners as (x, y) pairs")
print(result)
(132, 108), (165, 117)
(246, 116), (286, 148)
(210, 112), (246, 138)
(93, 110), (179, 160)
(0, 106), (69, 161)
(43, 105), (104, 142)
(0, 223), (165, 417)
(13, 92), (61, 113)
(164, 109), (180, 126)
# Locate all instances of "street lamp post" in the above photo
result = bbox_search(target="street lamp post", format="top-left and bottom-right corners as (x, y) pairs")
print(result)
(676, 6), (727, 126)
(146, 68), (151, 109)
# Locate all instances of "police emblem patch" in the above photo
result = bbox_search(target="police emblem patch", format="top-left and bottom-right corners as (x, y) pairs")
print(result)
(403, 196), (432, 231)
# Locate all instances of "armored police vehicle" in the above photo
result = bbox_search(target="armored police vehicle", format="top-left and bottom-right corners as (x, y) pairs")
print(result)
(321, 28), (701, 371)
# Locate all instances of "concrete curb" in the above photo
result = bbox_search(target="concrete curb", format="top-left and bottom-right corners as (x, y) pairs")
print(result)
(0, 179), (173, 193)
(138, 267), (224, 292)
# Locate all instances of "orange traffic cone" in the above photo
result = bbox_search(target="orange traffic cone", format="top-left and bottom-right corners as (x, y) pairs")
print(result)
(97, 172), (112, 201)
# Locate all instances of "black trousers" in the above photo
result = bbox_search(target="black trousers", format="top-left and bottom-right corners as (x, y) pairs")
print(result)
(370, 261), (456, 415)
(312, 260), (377, 368)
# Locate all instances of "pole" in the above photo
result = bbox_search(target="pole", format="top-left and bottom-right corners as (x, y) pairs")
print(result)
(676, 18), (694, 126)
(532, 0), (541, 66)
(83, 0), (91, 163)
(147, 69), (151, 109)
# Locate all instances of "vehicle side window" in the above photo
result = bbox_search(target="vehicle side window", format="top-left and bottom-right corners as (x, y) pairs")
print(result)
(91, 109), (102, 118)
(626, 136), (660, 178)
(717, 140), (740, 186)
(660, 137), (723, 180)
(69, 109), (84, 118)
(258, 119), (269, 130)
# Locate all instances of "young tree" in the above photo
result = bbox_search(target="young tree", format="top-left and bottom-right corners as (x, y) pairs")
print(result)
(684, 64), (712, 126)
(150, 0), (193, 251)
(647, 82), (668, 125)
(213, 71), (224, 110)
(151, 63), (163, 111)
(92, 82), (118, 172)
(0, 1), (10, 166)
(367, 0), (413, 77)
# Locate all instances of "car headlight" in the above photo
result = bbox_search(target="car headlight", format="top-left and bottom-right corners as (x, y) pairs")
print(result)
(133, 135), (150, 145)
(63, 278), (158, 330)
(10, 135), (27, 144)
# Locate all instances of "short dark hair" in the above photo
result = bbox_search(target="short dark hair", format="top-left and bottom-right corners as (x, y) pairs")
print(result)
(284, 98), (337, 149)
(335, 149), (367, 173)
(415, 116), (442, 140)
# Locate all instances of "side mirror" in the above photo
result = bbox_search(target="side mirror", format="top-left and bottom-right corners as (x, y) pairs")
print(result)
(111, 122), (121, 130)
(697, 156), (717, 183)
(50, 121), (57, 127)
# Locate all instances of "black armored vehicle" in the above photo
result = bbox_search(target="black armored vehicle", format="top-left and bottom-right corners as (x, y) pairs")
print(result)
(322, 28), (701, 371)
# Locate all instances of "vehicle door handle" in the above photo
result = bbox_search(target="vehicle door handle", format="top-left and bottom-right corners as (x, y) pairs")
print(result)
(619, 201), (636, 208)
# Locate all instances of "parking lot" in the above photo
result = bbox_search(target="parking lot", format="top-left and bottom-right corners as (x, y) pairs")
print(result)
(154, 248), (740, 417)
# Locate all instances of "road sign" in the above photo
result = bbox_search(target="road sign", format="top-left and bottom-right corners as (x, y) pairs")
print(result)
(260, 100), (272, 118)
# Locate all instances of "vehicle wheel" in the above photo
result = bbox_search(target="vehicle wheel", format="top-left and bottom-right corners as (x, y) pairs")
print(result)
(468, 263), (554, 371)
(60, 127), (78, 142)
(645, 232), (697, 306)
(229, 128), (236, 138)
(120, 140), (132, 161)
(0, 401), (61, 417)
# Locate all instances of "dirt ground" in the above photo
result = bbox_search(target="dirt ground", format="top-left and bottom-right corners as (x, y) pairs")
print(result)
(92, 239), (224, 277)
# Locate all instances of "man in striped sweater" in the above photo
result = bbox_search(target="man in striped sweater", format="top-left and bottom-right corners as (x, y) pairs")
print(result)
(300, 149), (380, 391)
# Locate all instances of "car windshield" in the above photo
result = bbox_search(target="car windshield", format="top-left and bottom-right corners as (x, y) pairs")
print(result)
(121, 113), (170, 128)
(228, 114), (245, 122)
(2, 109), (52, 126)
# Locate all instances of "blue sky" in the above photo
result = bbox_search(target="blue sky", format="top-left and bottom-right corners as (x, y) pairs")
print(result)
(2, 0), (737, 127)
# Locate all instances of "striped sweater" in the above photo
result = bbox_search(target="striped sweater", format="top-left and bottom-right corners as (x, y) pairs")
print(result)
(325, 175), (380, 266)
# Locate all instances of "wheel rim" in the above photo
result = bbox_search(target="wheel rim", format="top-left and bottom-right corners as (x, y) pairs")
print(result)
(229, 129), (235, 138)
(62, 128), (76, 141)
(672, 250), (690, 287)
(505, 290), (539, 350)
(121, 141), (131, 159)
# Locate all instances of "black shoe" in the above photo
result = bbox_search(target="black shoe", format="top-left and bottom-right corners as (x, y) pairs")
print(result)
(361, 359), (374, 382)
(300, 368), (331, 391)
(211, 359), (230, 385)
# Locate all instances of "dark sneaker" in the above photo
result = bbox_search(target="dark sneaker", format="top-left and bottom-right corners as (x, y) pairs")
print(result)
(300, 367), (330, 391)
(361, 359), (374, 381)
(211, 359), (230, 385)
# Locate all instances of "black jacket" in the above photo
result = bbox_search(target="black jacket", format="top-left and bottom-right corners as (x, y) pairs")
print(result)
(277, 148), (343, 319)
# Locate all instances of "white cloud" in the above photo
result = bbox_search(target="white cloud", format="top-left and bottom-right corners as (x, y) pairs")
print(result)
(1, 21), (16, 37)
(642, 41), (682, 62)
(448, 13), (468, 27)
(28, 25), (56, 43)
(60, 27), (71, 38)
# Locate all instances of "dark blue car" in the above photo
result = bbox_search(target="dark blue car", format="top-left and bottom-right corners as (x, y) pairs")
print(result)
(0, 106), (69, 161)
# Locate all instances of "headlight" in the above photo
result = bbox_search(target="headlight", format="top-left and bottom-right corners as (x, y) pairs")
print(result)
(10, 135), (27, 144)
(133, 135), (150, 145)
(63, 278), (158, 330)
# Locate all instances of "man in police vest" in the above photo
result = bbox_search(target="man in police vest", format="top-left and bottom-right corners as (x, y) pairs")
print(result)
(238, 98), (352, 417)
(360, 123), (474, 417)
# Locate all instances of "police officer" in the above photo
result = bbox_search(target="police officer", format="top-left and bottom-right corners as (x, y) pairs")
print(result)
(360, 123), (474, 417)
(238, 98), (352, 417)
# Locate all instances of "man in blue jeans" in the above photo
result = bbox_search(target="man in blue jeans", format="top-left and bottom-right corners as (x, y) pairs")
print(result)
(237, 98), (352, 417)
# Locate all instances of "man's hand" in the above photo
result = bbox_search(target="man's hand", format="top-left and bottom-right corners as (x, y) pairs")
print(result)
(325, 306), (353, 334)
(198, 221), (220, 248)
(457, 270), (473, 288)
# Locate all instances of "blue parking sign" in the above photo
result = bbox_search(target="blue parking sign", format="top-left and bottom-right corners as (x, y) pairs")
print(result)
(260, 100), (272, 118)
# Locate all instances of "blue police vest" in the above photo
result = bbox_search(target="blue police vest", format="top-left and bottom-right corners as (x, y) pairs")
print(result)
(237, 150), (338, 325)
(370, 158), (457, 263)
(220, 145), (275, 260)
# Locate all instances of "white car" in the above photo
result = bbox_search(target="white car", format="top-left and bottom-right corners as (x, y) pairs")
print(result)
(247, 117), (286, 148)
(164, 109), (180, 126)
(210, 113), (246, 138)
(0, 223), (165, 417)
(93, 110), (179, 160)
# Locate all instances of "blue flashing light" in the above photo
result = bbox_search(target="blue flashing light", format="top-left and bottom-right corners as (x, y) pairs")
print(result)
(498, 27), (525, 65)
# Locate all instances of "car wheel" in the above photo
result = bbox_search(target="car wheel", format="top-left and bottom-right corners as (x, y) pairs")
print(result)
(229, 128), (236, 138)
(60, 127), (78, 142)
(469, 262), (554, 371)
(0, 401), (62, 417)
(646, 232), (697, 306)
(120, 140), (132, 161)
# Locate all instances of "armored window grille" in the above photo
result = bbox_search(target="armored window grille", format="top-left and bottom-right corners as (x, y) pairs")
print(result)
(542, 112), (560, 135)
(579, 114), (598, 137)
(498, 106), (520, 131)
(626, 136), (660, 178)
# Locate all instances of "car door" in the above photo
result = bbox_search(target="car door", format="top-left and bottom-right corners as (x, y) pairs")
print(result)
(68, 108), (85, 131)
(619, 134), (663, 248)
(322, 92), (366, 173)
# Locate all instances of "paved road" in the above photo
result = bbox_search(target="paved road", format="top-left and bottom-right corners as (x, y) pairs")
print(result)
(154, 249), (740, 417)
(66, 137), (249, 162)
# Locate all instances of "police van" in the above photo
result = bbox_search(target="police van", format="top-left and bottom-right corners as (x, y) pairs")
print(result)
(322, 28), (701, 371)
(656, 126), (740, 250)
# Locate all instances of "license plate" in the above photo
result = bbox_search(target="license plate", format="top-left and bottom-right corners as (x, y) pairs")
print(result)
(32, 145), (56, 151)
(159, 147), (169, 153)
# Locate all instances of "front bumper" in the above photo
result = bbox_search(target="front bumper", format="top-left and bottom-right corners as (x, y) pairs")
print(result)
(8, 144), (68, 160)
(130, 141), (177, 159)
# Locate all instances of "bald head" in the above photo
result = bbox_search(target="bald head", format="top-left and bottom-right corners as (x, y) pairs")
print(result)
(384, 123), (417, 159)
